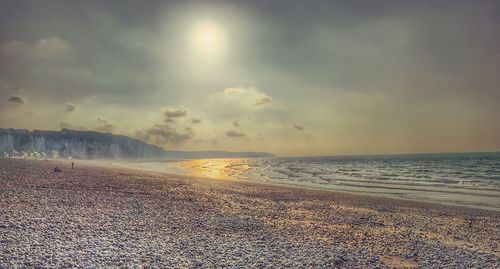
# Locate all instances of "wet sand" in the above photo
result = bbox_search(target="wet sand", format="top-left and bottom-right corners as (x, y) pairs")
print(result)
(0, 159), (499, 268)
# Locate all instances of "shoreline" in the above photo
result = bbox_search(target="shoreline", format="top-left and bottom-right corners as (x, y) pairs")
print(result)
(111, 160), (500, 212)
(1, 158), (499, 268)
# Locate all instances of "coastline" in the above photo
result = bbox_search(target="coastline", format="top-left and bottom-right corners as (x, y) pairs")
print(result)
(112, 160), (500, 212)
(1, 158), (499, 268)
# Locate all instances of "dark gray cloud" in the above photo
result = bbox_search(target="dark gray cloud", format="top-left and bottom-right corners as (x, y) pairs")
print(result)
(164, 108), (187, 118)
(0, 4), (163, 105)
(1, 1), (499, 109)
(136, 124), (193, 145)
(7, 95), (24, 105)
(226, 130), (245, 138)
(191, 118), (202, 124)
(163, 107), (188, 123)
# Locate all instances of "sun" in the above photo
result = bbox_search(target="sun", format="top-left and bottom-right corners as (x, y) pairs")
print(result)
(201, 32), (214, 46)
(189, 20), (227, 59)
(192, 21), (223, 48)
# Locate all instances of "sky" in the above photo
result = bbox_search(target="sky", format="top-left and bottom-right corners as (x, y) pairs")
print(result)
(1, 0), (499, 156)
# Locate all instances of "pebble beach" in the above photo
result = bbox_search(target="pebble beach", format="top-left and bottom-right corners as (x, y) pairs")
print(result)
(0, 158), (499, 268)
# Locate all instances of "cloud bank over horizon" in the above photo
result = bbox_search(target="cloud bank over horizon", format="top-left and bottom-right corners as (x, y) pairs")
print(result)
(1, 0), (499, 156)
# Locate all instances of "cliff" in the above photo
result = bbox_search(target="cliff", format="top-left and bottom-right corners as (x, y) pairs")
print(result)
(0, 128), (276, 160)
(0, 128), (165, 159)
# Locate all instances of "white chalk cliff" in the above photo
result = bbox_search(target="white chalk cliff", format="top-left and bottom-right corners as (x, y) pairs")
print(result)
(0, 128), (165, 159)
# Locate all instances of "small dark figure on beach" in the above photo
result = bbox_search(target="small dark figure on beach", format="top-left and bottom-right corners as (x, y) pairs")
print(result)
(54, 167), (62, 176)
(71, 162), (74, 169)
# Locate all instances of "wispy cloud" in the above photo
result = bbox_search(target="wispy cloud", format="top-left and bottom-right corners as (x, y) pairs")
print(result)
(2, 37), (73, 62)
(65, 103), (76, 113)
(60, 121), (73, 129)
(254, 97), (272, 106)
(292, 122), (304, 131)
(218, 87), (273, 109)
(96, 118), (115, 132)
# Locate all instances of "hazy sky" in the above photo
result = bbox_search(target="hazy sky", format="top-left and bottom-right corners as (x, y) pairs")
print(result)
(1, 0), (499, 156)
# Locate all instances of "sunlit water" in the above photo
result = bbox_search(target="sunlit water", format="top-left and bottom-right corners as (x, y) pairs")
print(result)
(121, 152), (500, 210)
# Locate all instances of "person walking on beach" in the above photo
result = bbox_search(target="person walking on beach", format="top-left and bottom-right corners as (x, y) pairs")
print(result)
(71, 162), (74, 169)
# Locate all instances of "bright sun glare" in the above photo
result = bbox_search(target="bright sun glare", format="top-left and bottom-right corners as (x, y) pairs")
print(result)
(191, 21), (225, 55)
(201, 32), (214, 46)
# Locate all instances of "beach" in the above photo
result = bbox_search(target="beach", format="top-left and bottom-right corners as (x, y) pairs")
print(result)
(0, 159), (499, 268)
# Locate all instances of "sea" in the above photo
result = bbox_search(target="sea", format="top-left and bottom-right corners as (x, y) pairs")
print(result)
(121, 152), (500, 210)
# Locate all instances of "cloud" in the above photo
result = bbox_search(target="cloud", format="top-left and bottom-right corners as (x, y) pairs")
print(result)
(136, 124), (193, 145)
(0, 35), (152, 105)
(164, 107), (187, 118)
(292, 122), (304, 131)
(97, 117), (108, 124)
(2, 37), (73, 62)
(218, 87), (273, 109)
(60, 121), (73, 129)
(226, 130), (245, 138)
(0, 37), (100, 109)
(134, 108), (194, 145)
(97, 124), (115, 132)
(162, 107), (188, 124)
(254, 97), (273, 106)
(96, 118), (115, 132)
(191, 118), (202, 124)
(65, 103), (76, 113)
(7, 95), (24, 105)
(233, 120), (240, 127)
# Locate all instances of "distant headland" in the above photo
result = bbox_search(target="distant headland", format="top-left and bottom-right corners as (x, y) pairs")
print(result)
(0, 128), (275, 160)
